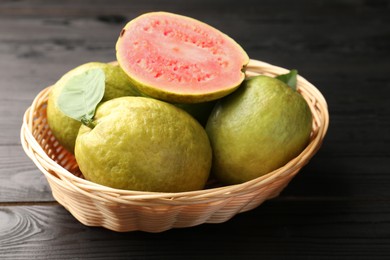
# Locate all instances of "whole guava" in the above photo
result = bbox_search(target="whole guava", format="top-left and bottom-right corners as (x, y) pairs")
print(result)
(206, 75), (313, 185)
(47, 62), (139, 153)
(174, 100), (216, 126)
(75, 97), (212, 192)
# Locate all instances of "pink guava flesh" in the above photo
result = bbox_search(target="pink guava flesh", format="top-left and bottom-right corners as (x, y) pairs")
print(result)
(116, 12), (249, 103)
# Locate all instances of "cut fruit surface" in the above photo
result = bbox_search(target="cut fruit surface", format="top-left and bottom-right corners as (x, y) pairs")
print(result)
(116, 12), (249, 103)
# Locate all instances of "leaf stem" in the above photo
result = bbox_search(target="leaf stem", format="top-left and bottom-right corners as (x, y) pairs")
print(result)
(81, 117), (96, 129)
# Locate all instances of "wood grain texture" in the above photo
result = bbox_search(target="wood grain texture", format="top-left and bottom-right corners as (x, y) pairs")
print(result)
(1, 200), (390, 259)
(0, 146), (53, 202)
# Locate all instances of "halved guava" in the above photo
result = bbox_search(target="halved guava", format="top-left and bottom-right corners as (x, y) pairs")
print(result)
(116, 12), (249, 103)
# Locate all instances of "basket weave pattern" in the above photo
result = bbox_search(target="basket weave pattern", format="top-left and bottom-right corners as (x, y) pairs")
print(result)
(21, 59), (329, 232)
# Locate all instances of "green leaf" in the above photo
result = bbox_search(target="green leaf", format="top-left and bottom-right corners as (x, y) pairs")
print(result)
(275, 69), (298, 90)
(57, 68), (105, 128)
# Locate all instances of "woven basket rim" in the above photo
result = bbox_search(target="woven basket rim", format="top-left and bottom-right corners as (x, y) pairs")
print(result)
(20, 59), (329, 203)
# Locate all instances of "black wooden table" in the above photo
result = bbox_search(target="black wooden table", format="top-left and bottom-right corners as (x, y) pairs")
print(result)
(1, 0), (390, 258)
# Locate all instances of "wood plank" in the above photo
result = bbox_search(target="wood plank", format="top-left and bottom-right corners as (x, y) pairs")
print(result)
(283, 154), (390, 197)
(1, 200), (390, 258)
(0, 146), (54, 202)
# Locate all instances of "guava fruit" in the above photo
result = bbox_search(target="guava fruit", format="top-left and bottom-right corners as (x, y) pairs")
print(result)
(174, 100), (216, 126)
(206, 75), (313, 185)
(116, 11), (249, 103)
(75, 97), (212, 192)
(47, 62), (139, 153)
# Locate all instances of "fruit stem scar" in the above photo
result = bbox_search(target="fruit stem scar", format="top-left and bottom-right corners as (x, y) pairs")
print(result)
(81, 117), (96, 129)
(120, 29), (126, 37)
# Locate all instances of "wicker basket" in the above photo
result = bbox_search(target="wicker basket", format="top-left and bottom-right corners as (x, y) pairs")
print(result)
(20, 59), (329, 232)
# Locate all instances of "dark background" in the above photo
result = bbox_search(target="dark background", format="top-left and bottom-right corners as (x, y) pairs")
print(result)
(1, 0), (389, 258)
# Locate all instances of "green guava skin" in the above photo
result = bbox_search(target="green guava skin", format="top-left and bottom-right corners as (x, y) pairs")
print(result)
(174, 100), (216, 126)
(75, 97), (212, 192)
(46, 62), (139, 153)
(206, 75), (313, 185)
